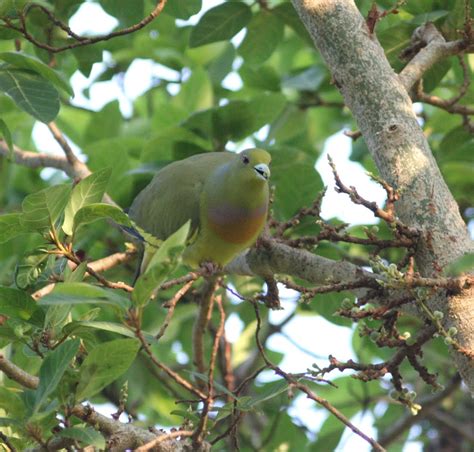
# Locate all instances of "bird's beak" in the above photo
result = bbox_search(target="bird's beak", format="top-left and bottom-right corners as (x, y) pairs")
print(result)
(254, 163), (270, 181)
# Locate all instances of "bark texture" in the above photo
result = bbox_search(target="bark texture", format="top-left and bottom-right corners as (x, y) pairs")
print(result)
(291, 0), (474, 391)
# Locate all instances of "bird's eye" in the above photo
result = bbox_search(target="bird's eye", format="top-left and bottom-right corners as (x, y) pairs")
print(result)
(242, 155), (250, 165)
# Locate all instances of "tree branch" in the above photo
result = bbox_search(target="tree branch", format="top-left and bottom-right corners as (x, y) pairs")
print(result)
(291, 0), (474, 393)
(0, 354), (39, 389)
(251, 301), (386, 452)
(2, 0), (168, 54)
(32, 250), (137, 300)
(0, 139), (86, 179)
(378, 374), (461, 447)
(0, 354), (208, 451)
(399, 23), (470, 91)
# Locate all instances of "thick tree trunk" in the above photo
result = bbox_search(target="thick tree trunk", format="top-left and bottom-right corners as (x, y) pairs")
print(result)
(291, 0), (474, 391)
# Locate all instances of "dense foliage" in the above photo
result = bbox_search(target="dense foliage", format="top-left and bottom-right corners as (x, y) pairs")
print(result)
(0, 1), (472, 451)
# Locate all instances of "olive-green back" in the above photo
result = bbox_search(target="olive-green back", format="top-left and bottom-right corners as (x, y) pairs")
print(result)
(128, 152), (235, 240)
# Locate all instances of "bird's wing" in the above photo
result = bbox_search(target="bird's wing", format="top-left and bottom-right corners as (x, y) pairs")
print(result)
(128, 152), (233, 240)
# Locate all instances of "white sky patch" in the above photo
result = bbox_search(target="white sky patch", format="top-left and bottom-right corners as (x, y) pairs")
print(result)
(68, 2), (118, 35)
(32, 122), (85, 180)
(222, 71), (243, 91)
(124, 60), (180, 98)
(176, 0), (224, 26)
(337, 411), (377, 452)
(288, 394), (327, 437)
(316, 131), (386, 225)
(267, 313), (354, 372)
(225, 312), (244, 343)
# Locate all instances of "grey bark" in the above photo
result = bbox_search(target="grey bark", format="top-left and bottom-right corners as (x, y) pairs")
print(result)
(291, 0), (474, 391)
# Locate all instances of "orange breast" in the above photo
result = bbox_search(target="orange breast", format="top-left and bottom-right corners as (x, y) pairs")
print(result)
(207, 203), (267, 245)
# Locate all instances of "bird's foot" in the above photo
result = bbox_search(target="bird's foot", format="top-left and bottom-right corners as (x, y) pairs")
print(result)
(199, 261), (222, 277)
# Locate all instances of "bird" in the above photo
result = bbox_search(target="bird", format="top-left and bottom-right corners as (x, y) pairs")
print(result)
(128, 148), (271, 272)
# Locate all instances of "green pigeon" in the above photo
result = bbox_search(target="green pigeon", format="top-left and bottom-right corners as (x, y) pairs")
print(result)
(128, 148), (271, 271)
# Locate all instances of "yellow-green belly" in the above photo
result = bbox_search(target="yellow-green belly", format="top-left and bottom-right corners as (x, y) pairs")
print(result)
(183, 209), (267, 266)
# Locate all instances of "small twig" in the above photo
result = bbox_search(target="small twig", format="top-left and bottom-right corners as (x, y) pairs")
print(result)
(415, 79), (474, 116)
(0, 432), (17, 452)
(366, 0), (405, 34)
(135, 430), (194, 452)
(429, 409), (474, 442)
(218, 330), (235, 397)
(193, 278), (218, 383)
(156, 280), (195, 340)
(379, 374), (461, 447)
(193, 296), (225, 446)
(47, 121), (81, 167)
(134, 326), (206, 400)
(251, 301), (386, 452)
(3, 1), (168, 54)
(272, 189), (325, 238)
(32, 250), (137, 299)
(344, 129), (362, 140)
(328, 156), (419, 240)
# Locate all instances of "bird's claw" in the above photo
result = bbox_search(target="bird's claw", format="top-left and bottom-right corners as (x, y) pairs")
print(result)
(199, 261), (222, 277)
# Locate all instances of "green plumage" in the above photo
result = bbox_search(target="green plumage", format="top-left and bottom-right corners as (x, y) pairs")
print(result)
(128, 149), (271, 269)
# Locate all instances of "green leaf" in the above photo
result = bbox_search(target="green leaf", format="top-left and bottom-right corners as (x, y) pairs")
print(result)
(212, 93), (287, 142)
(240, 65), (281, 91)
(99, 0), (144, 26)
(0, 67), (60, 122)
(58, 426), (106, 449)
(270, 146), (323, 219)
(239, 379), (289, 410)
(187, 370), (239, 401)
(15, 251), (50, 289)
(166, 0), (202, 19)
(0, 286), (38, 320)
(33, 339), (80, 414)
(72, 203), (131, 235)
(213, 101), (255, 141)
(21, 184), (71, 232)
(0, 26), (21, 40)
(44, 304), (73, 335)
(0, 117), (13, 157)
(239, 10), (284, 66)
(174, 67), (213, 112)
(441, 162), (474, 201)
(132, 221), (190, 306)
(189, 2), (252, 48)
(272, 2), (312, 43)
(64, 261), (88, 283)
(282, 66), (326, 91)
(378, 23), (414, 68)
(310, 411), (351, 451)
(445, 253), (474, 276)
(410, 10), (449, 25)
(62, 168), (112, 235)
(72, 45), (103, 78)
(76, 338), (140, 400)
(142, 126), (212, 162)
(0, 213), (29, 244)
(170, 409), (201, 423)
(249, 93), (287, 131)
(39, 283), (130, 311)
(0, 387), (25, 417)
(63, 320), (155, 343)
(423, 59), (451, 93)
(232, 320), (257, 368)
(0, 52), (73, 96)
(208, 43), (235, 86)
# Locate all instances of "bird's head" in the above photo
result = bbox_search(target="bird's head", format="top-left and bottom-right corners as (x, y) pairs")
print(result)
(233, 148), (271, 184)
